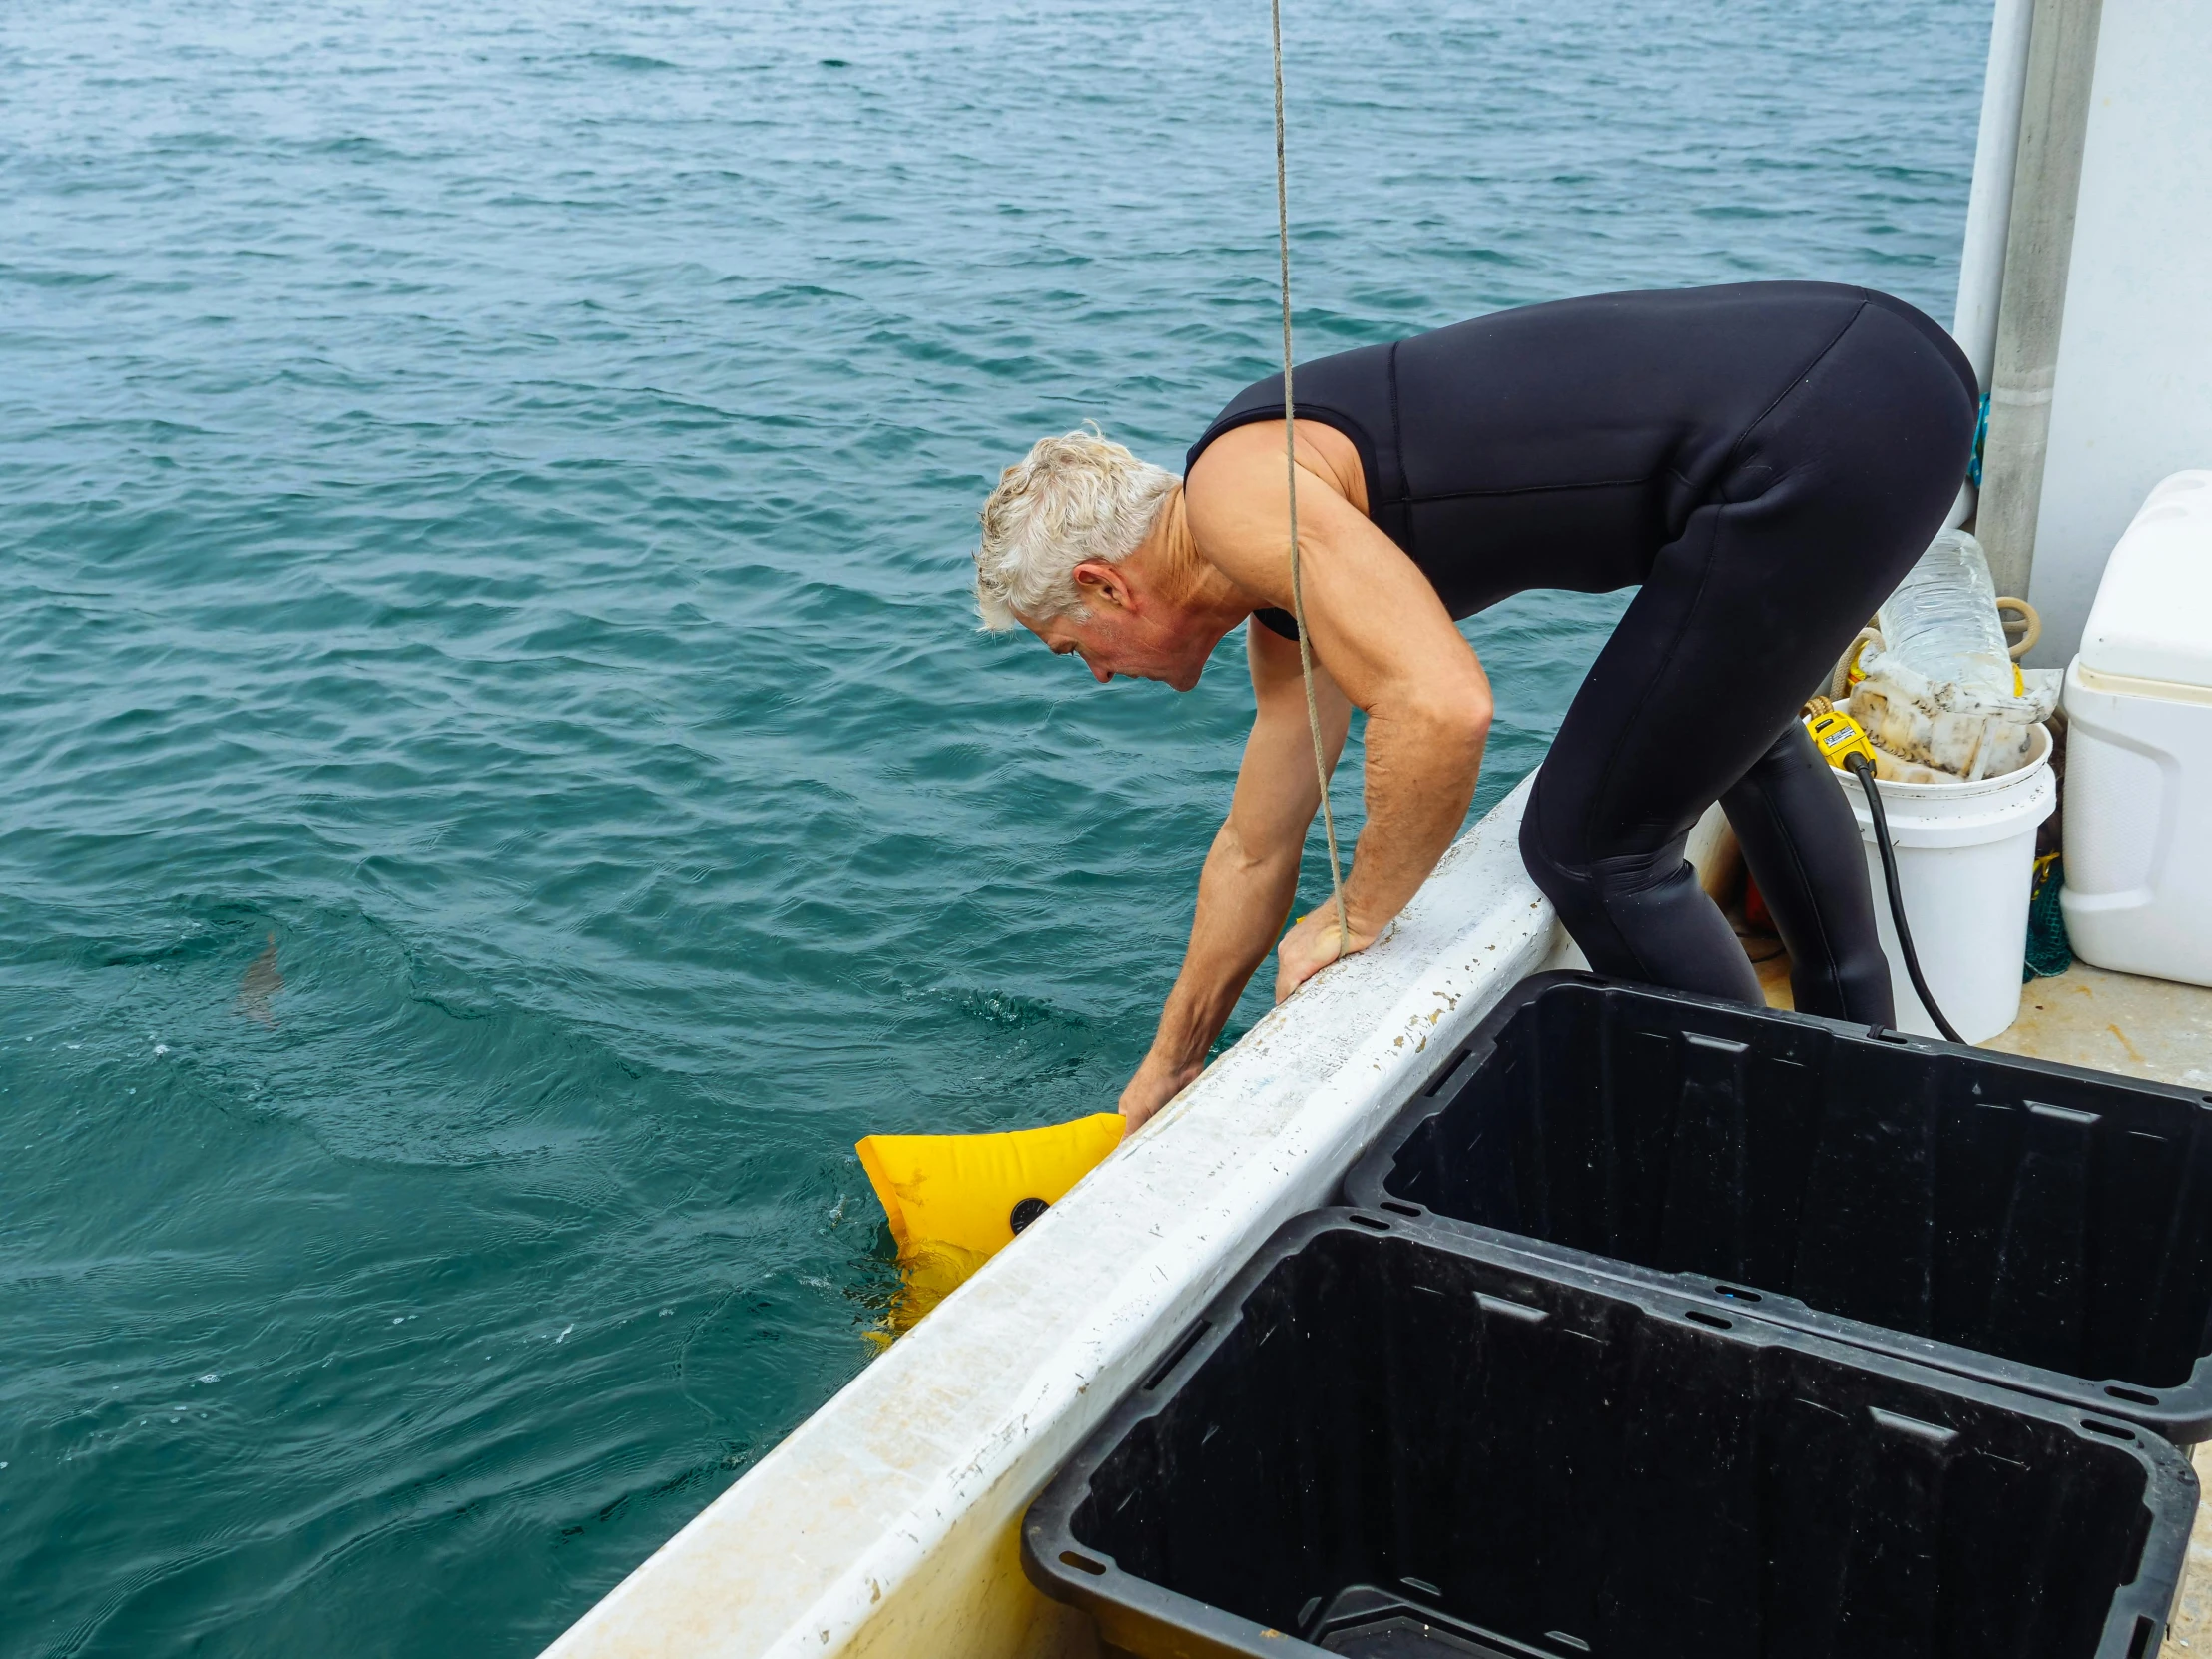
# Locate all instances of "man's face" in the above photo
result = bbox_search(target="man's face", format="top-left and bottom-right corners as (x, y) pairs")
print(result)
(1019, 563), (1217, 692)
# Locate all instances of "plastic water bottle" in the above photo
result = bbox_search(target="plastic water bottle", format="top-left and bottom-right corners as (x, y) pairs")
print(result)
(1875, 530), (2015, 704)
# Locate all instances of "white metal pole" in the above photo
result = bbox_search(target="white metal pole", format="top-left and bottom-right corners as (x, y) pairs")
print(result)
(1946, 0), (2039, 528)
(1976, 0), (2105, 596)
(1954, 0), (2039, 389)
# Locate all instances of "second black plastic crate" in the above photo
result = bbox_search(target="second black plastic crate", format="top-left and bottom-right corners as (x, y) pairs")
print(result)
(1024, 1210), (2194, 1659)
(1343, 972), (2212, 1439)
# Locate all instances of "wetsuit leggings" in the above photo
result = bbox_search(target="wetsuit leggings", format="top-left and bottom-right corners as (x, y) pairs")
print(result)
(1517, 299), (1979, 1022)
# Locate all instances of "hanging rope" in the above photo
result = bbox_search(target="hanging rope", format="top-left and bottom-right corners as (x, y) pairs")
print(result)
(1270, 0), (1352, 964)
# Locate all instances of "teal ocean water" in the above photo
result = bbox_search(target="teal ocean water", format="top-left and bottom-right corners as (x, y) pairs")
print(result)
(3, 1), (1989, 1651)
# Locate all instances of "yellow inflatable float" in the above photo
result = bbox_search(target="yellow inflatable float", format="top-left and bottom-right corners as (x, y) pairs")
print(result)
(856, 1112), (1125, 1333)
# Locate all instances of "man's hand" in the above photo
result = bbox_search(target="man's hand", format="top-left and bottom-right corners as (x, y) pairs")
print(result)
(1117, 1051), (1203, 1131)
(1273, 898), (1377, 1002)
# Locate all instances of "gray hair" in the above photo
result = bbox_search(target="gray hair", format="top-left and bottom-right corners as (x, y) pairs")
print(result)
(973, 427), (1180, 630)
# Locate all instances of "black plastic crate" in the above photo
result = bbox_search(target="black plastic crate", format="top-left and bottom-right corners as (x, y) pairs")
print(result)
(1342, 972), (2212, 1440)
(1024, 1211), (2194, 1659)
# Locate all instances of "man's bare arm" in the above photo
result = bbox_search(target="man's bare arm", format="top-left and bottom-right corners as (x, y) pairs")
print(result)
(1118, 624), (1350, 1126)
(1186, 421), (1493, 998)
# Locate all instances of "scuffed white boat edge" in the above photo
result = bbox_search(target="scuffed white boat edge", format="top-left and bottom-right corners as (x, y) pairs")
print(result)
(542, 776), (1565, 1659)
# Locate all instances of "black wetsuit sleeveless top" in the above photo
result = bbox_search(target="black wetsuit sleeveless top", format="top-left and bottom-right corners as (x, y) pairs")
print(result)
(1185, 280), (1958, 638)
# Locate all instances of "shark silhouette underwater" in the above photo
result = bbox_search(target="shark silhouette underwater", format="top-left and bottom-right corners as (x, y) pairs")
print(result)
(235, 932), (284, 1026)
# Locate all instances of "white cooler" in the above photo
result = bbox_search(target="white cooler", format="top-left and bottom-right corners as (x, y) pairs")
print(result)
(2061, 471), (2212, 985)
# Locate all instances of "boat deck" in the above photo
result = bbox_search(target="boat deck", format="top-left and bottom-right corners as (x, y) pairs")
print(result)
(1753, 942), (2212, 1649)
(1987, 962), (2212, 1088)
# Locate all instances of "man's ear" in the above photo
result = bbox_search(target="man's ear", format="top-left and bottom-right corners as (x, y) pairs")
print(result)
(1071, 560), (1133, 612)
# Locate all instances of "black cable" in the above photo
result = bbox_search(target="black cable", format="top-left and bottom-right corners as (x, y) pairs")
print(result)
(1843, 752), (1965, 1044)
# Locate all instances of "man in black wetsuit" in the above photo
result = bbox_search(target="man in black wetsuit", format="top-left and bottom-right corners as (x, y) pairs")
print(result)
(972, 282), (1978, 1127)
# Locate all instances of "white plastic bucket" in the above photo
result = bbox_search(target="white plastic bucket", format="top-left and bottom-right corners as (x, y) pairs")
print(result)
(1834, 722), (2055, 1043)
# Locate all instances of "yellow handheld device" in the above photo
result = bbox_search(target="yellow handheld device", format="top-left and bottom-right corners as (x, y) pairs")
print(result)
(1805, 706), (1877, 770)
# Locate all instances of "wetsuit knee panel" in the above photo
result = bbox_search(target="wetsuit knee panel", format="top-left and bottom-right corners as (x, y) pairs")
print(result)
(1520, 793), (1688, 903)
